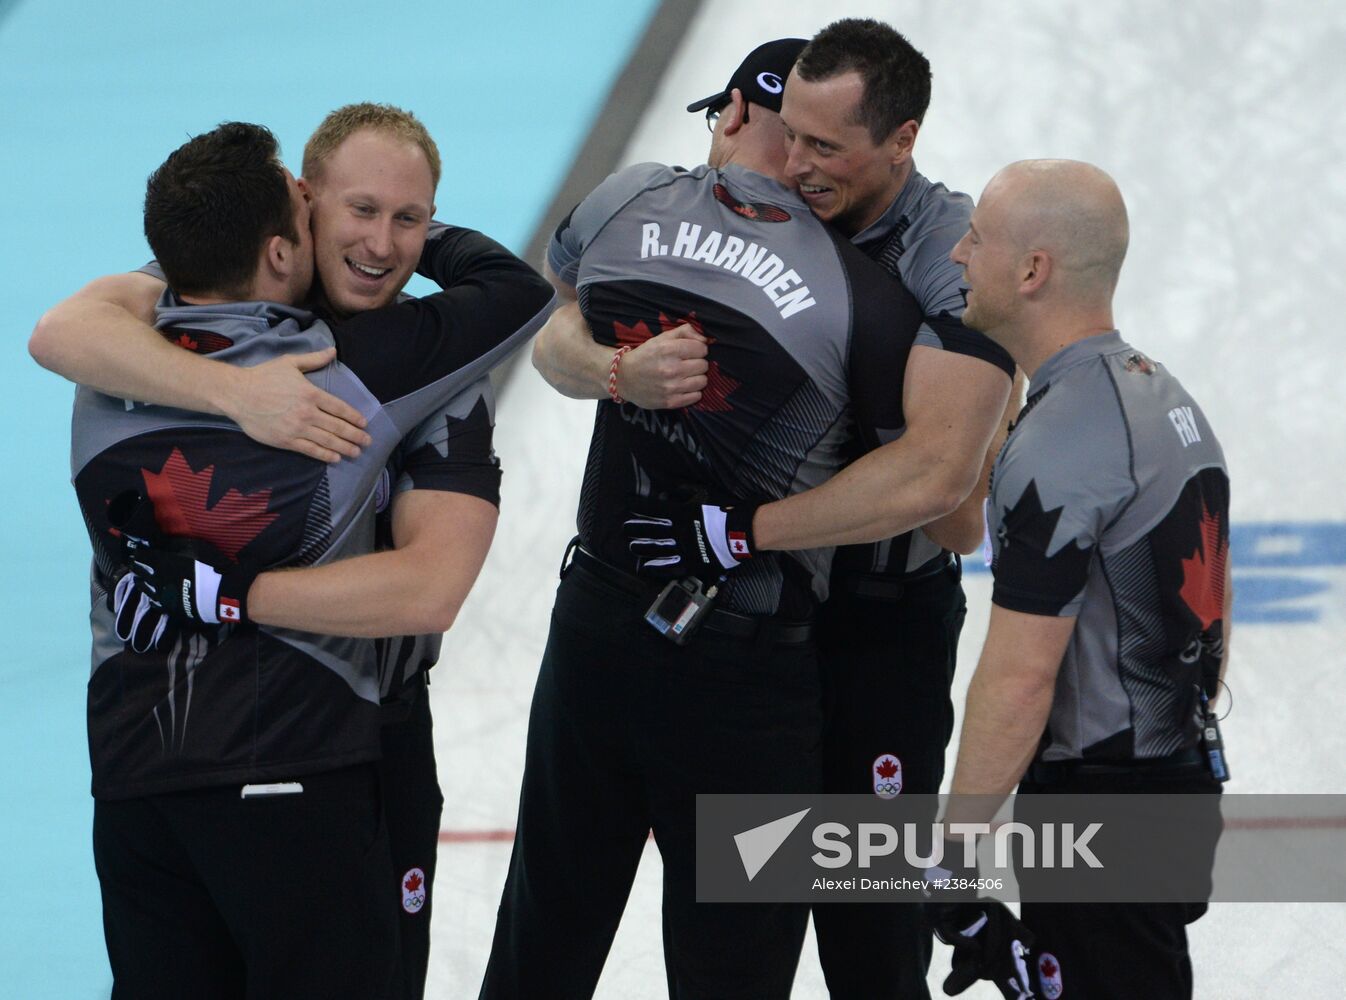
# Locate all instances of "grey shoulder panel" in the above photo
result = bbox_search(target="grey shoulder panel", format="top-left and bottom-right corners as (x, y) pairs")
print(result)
(548, 162), (688, 285)
(996, 358), (1136, 561)
(1097, 350), (1228, 550)
(898, 185), (973, 320)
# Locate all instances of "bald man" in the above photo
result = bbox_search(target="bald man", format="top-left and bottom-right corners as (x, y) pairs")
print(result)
(938, 160), (1231, 999)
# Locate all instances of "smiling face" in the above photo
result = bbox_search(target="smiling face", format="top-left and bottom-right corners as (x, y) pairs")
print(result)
(303, 128), (436, 317)
(780, 68), (914, 237)
(950, 181), (1024, 337)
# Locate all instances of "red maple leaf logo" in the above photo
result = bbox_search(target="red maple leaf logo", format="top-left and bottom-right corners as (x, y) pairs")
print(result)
(712, 183), (792, 223)
(404, 871), (423, 893)
(613, 319), (656, 348)
(655, 311), (738, 412)
(161, 327), (235, 354)
(875, 758), (899, 779)
(655, 311), (704, 337)
(695, 363), (740, 412)
(1040, 956), (1058, 978)
(141, 448), (279, 562)
(612, 312), (739, 412)
(1179, 504), (1227, 630)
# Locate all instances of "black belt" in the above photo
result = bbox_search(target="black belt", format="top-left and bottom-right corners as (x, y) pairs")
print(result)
(566, 546), (815, 645)
(834, 552), (959, 601)
(1026, 747), (1209, 785)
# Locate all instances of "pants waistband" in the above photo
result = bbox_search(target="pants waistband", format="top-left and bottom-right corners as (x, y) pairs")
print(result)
(833, 552), (959, 601)
(566, 545), (814, 645)
(1026, 747), (1208, 784)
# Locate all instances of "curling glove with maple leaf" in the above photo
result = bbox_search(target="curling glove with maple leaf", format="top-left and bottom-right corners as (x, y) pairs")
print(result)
(623, 494), (759, 578)
(108, 488), (258, 634)
(127, 541), (258, 627)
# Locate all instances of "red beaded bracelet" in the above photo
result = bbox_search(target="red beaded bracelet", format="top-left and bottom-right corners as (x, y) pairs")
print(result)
(608, 345), (633, 403)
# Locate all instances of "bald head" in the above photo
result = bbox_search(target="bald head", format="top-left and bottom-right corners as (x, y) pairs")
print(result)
(951, 158), (1128, 369)
(985, 159), (1129, 298)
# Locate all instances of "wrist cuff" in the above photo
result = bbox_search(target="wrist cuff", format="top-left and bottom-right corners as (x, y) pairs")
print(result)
(703, 504), (758, 570)
(724, 504), (758, 561)
(216, 568), (257, 624)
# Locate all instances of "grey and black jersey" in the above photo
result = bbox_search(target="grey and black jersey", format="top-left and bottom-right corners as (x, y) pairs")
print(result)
(550, 162), (923, 616)
(836, 168), (1015, 578)
(373, 375), (500, 704)
(73, 226), (553, 798)
(141, 244), (507, 709)
(988, 332), (1230, 763)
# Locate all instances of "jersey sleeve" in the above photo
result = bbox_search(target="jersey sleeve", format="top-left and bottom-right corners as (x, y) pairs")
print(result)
(915, 312), (1016, 378)
(547, 162), (681, 286)
(392, 377), (501, 507)
(334, 225), (555, 413)
(989, 399), (1135, 616)
(899, 203), (1016, 378)
(843, 245), (925, 445)
(902, 205), (972, 321)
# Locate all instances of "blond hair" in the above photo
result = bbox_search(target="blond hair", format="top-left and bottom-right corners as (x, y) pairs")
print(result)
(302, 102), (441, 188)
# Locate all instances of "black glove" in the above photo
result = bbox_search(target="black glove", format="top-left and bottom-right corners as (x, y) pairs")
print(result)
(924, 835), (1038, 999)
(127, 543), (258, 627)
(929, 899), (1037, 999)
(107, 490), (175, 651)
(108, 489), (258, 628)
(622, 496), (758, 577)
(112, 569), (175, 652)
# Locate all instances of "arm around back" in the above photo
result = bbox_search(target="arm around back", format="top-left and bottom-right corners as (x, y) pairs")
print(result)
(341, 225), (555, 406)
(30, 272), (370, 462)
(30, 272), (214, 402)
(922, 367), (1024, 554)
(531, 300), (710, 409)
(247, 488), (498, 637)
(752, 345), (1011, 551)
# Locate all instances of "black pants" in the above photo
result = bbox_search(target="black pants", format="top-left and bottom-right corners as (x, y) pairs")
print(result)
(380, 674), (445, 1000)
(479, 559), (823, 1000)
(812, 562), (966, 1000)
(94, 763), (397, 1000)
(1017, 768), (1222, 1000)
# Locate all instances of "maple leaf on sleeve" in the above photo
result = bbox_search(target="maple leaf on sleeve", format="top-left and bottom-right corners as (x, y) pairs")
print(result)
(1179, 504), (1228, 630)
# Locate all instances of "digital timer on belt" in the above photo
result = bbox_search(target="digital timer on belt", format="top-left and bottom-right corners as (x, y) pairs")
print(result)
(645, 577), (721, 645)
(1199, 689), (1230, 783)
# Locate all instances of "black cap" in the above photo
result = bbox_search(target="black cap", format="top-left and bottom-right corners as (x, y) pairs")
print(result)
(685, 38), (808, 115)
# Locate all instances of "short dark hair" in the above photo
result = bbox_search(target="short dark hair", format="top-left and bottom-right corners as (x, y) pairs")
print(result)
(143, 122), (299, 298)
(796, 19), (932, 143)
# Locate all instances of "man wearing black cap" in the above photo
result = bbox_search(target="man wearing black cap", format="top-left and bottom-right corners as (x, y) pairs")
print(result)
(479, 39), (929, 1000)
(684, 36), (798, 117)
(534, 20), (1020, 1000)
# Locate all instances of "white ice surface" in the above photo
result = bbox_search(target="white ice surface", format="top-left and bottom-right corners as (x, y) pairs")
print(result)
(429, 2), (1346, 996)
